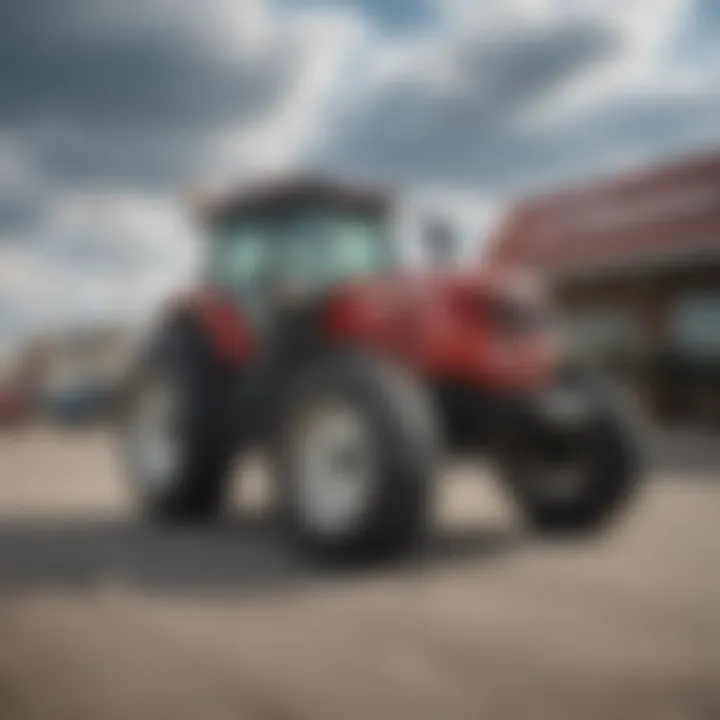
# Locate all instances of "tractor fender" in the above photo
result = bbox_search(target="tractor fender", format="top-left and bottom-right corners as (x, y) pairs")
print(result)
(165, 290), (253, 365)
(322, 280), (422, 361)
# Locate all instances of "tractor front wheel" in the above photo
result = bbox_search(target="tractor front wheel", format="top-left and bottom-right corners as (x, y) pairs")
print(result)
(275, 353), (438, 563)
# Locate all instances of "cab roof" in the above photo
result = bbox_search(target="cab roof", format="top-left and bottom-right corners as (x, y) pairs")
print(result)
(194, 176), (393, 227)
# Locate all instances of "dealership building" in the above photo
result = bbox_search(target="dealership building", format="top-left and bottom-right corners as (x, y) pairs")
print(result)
(487, 150), (720, 416)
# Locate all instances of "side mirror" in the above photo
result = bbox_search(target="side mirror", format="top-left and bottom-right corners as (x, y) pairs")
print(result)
(425, 217), (458, 269)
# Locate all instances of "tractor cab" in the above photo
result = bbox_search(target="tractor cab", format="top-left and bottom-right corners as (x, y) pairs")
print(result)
(198, 179), (397, 329)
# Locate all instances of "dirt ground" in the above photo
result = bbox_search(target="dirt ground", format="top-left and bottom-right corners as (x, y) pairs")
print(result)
(0, 425), (718, 720)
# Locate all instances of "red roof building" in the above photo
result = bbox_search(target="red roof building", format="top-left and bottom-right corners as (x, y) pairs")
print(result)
(488, 150), (720, 276)
(487, 150), (720, 419)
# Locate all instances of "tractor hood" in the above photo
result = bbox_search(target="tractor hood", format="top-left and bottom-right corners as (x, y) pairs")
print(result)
(323, 266), (554, 392)
(324, 266), (549, 327)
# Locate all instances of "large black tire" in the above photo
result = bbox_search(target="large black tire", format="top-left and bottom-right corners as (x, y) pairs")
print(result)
(501, 380), (641, 534)
(120, 319), (237, 523)
(275, 352), (438, 563)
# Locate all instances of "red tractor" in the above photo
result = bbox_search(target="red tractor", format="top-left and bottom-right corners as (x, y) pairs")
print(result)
(120, 179), (639, 561)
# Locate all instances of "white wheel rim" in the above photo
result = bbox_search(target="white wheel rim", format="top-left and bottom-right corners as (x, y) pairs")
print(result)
(128, 375), (180, 494)
(292, 399), (376, 536)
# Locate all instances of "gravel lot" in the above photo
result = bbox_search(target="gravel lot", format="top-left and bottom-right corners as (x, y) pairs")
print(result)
(0, 425), (718, 720)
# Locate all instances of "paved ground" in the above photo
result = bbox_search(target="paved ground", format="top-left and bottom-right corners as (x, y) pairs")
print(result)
(0, 425), (718, 720)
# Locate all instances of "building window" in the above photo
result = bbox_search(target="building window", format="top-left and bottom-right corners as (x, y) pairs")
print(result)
(562, 308), (641, 367)
(670, 294), (720, 361)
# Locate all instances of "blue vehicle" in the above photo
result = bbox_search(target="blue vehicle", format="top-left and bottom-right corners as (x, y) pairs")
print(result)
(44, 382), (113, 425)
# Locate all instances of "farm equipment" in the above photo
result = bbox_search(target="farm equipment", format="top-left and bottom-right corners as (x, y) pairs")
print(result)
(119, 179), (639, 561)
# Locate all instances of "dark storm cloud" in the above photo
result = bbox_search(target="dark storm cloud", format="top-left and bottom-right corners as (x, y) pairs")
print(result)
(316, 15), (720, 194)
(0, 0), (293, 192)
(0, 25), (285, 131)
(536, 90), (720, 186)
(25, 125), (212, 190)
(315, 19), (618, 187)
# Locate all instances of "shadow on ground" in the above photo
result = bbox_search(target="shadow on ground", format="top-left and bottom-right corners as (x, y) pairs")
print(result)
(642, 425), (720, 478)
(0, 512), (523, 595)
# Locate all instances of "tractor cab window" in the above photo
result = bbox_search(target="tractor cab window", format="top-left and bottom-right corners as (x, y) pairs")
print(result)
(210, 220), (273, 325)
(276, 209), (391, 290)
(211, 221), (270, 290)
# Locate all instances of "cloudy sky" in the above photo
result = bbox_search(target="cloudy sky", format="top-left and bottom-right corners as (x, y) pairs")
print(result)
(1, 0), (719, 353)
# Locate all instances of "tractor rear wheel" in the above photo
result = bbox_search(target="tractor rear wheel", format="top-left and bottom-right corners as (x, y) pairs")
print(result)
(500, 381), (640, 534)
(120, 320), (237, 522)
(275, 353), (438, 563)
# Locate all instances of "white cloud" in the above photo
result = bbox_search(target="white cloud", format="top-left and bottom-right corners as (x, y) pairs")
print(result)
(45, 189), (201, 312)
(0, 188), (203, 351)
(204, 7), (368, 183)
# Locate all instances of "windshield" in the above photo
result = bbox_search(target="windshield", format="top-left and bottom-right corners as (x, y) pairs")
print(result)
(276, 209), (391, 289)
(211, 207), (391, 294)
